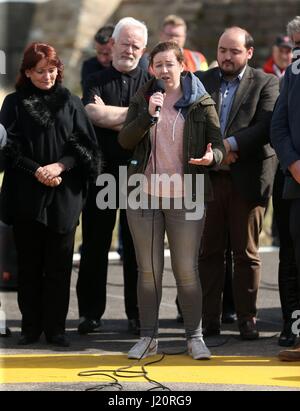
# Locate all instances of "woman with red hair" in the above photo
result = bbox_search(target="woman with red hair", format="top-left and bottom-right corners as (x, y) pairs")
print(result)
(0, 43), (100, 347)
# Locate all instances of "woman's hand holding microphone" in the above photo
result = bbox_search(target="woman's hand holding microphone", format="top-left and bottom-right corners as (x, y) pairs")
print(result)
(149, 92), (165, 118)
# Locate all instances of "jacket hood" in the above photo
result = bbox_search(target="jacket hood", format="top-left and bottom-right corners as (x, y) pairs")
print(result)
(175, 71), (207, 109)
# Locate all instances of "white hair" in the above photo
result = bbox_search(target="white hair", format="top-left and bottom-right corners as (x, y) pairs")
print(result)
(112, 17), (148, 46)
(287, 16), (300, 39)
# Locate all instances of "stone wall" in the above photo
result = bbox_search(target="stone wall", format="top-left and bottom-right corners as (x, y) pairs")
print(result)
(112, 0), (300, 67)
(112, 0), (204, 50)
(1, 0), (300, 94)
(189, 0), (300, 66)
(29, 0), (122, 92)
(0, 0), (122, 92)
(0, 2), (36, 88)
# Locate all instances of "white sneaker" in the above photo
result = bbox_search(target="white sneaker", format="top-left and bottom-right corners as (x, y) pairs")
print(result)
(187, 338), (211, 360)
(128, 337), (158, 359)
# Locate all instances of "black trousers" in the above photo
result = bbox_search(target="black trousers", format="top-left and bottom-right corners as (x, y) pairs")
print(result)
(76, 184), (139, 320)
(222, 239), (235, 316)
(273, 168), (300, 324)
(13, 220), (75, 338)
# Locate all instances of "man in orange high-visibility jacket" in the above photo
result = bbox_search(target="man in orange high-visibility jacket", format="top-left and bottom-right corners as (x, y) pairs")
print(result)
(160, 14), (208, 72)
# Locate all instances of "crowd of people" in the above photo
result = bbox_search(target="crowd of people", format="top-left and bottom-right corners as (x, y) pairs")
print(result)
(0, 13), (299, 362)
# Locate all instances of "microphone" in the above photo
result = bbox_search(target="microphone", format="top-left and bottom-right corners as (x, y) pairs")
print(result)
(153, 79), (165, 118)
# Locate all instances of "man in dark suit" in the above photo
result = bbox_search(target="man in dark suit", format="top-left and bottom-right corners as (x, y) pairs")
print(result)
(271, 27), (300, 359)
(196, 26), (279, 340)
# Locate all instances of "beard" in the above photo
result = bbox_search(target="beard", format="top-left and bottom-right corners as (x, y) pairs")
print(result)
(219, 60), (244, 78)
(116, 56), (137, 71)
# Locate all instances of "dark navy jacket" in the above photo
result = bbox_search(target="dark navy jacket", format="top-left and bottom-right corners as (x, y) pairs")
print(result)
(271, 63), (300, 198)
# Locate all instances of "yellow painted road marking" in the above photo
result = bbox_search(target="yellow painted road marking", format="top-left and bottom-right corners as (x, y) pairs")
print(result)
(1, 354), (300, 388)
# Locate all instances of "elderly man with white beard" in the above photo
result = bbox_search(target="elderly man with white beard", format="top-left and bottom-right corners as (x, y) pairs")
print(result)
(76, 17), (151, 336)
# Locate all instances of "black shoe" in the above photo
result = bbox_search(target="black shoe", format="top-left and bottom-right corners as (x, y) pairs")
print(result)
(278, 331), (297, 347)
(278, 321), (297, 347)
(0, 328), (11, 338)
(221, 312), (237, 324)
(18, 335), (40, 345)
(203, 327), (221, 337)
(176, 313), (184, 324)
(239, 319), (259, 340)
(78, 318), (102, 335)
(46, 334), (70, 348)
(128, 319), (140, 335)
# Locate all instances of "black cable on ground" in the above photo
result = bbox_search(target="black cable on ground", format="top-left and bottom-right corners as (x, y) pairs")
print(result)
(78, 370), (123, 391)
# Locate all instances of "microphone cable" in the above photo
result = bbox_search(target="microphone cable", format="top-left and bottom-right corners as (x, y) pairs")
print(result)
(109, 117), (172, 391)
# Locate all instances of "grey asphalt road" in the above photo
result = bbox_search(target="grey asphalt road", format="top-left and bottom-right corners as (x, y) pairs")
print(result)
(1, 249), (299, 392)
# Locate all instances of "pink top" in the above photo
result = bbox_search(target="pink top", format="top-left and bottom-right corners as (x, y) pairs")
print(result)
(144, 100), (185, 198)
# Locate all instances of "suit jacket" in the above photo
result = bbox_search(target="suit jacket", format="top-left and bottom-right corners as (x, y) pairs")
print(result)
(196, 66), (279, 205)
(271, 64), (300, 199)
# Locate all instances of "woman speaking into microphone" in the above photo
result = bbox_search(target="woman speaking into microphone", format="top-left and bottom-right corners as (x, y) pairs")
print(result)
(119, 41), (225, 360)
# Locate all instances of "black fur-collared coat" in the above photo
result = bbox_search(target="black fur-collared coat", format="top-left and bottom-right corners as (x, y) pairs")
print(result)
(0, 81), (100, 233)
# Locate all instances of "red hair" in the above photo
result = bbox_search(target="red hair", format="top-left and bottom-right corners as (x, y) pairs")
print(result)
(16, 42), (64, 88)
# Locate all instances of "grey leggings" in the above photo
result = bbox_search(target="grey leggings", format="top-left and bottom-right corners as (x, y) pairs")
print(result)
(127, 206), (205, 339)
